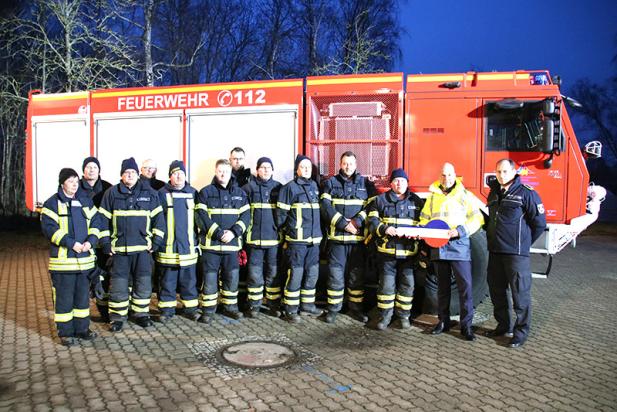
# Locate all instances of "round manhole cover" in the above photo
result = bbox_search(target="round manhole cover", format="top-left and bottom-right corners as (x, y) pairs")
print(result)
(218, 341), (297, 369)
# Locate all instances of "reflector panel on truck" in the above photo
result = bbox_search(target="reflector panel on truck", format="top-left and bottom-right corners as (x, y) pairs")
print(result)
(32, 118), (89, 208)
(95, 113), (183, 183)
(187, 107), (298, 190)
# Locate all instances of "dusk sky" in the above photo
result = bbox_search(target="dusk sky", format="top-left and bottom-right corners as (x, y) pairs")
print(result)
(397, 0), (617, 90)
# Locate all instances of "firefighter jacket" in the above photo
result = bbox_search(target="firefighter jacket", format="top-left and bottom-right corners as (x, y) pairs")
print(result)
(40, 189), (103, 272)
(368, 189), (424, 258)
(276, 176), (322, 245)
(242, 176), (282, 248)
(98, 180), (165, 255)
(77, 177), (111, 208)
(155, 183), (199, 267)
(233, 167), (251, 188)
(140, 175), (165, 191)
(195, 177), (250, 253)
(419, 179), (485, 261)
(486, 175), (547, 257)
(321, 170), (377, 243)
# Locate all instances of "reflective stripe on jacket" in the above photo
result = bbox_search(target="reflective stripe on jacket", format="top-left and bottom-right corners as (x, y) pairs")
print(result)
(156, 183), (199, 266)
(40, 189), (102, 272)
(242, 176), (282, 248)
(367, 190), (423, 258)
(321, 171), (377, 243)
(419, 179), (484, 261)
(195, 177), (250, 253)
(276, 176), (322, 245)
(98, 180), (165, 254)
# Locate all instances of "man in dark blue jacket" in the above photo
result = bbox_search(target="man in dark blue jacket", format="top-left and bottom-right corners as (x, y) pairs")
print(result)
(41, 168), (103, 346)
(98, 157), (166, 332)
(242, 157), (283, 318)
(195, 159), (250, 322)
(320, 151), (376, 324)
(77, 156), (112, 321)
(486, 159), (547, 348)
(276, 155), (322, 323)
(155, 160), (200, 322)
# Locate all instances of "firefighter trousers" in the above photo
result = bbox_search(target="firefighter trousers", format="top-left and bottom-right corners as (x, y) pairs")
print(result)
(327, 243), (366, 313)
(487, 253), (531, 343)
(156, 264), (198, 315)
(377, 255), (415, 320)
(199, 252), (239, 314)
(108, 252), (153, 322)
(283, 244), (320, 314)
(434, 260), (473, 332)
(51, 271), (91, 337)
(94, 248), (110, 319)
(246, 247), (280, 310)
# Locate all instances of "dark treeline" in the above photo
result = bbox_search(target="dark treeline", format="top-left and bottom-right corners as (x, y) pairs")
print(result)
(0, 0), (402, 216)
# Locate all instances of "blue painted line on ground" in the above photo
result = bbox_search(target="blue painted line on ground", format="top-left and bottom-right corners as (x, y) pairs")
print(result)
(302, 365), (352, 394)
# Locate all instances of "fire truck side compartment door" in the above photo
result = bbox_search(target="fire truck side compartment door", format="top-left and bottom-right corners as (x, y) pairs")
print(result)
(95, 114), (183, 183)
(187, 107), (298, 189)
(33, 118), (89, 208)
(407, 98), (480, 190)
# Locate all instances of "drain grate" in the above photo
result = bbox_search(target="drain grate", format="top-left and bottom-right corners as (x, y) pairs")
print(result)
(189, 334), (321, 380)
(218, 341), (297, 369)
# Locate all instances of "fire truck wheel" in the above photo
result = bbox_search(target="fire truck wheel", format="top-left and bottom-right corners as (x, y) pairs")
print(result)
(419, 229), (490, 316)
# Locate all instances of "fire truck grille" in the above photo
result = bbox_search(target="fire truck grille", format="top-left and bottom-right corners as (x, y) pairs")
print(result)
(307, 93), (401, 182)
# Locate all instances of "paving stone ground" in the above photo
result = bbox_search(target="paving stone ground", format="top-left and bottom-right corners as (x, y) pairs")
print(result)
(1, 229), (616, 411)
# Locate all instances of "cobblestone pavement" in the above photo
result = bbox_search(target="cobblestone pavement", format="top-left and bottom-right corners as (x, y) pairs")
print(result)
(1, 230), (616, 411)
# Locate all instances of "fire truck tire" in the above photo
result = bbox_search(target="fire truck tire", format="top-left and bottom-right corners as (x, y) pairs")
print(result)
(419, 229), (489, 316)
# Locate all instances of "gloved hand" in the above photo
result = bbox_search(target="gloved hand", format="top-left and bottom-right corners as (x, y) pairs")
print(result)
(90, 268), (105, 300)
(237, 249), (248, 266)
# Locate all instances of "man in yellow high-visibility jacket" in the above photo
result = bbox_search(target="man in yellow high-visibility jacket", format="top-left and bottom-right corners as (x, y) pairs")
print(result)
(419, 162), (484, 341)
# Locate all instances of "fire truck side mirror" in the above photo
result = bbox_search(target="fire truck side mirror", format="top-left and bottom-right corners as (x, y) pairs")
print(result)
(542, 119), (555, 153)
(542, 99), (555, 115)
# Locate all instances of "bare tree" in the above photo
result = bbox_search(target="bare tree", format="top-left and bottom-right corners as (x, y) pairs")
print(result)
(0, 0), (140, 215)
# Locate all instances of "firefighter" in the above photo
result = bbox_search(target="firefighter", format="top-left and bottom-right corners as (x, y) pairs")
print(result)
(77, 156), (112, 322)
(368, 168), (423, 330)
(195, 159), (250, 323)
(155, 160), (200, 322)
(229, 147), (251, 187)
(140, 158), (166, 190)
(276, 155), (323, 323)
(320, 151), (376, 324)
(419, 163), (484, 341)
(98, 157), (166, 332)
(485, 159), (546, 348)
(241, 157), (283, 317)
(78, 156), (111, 207)
(41, 168), (102, 346)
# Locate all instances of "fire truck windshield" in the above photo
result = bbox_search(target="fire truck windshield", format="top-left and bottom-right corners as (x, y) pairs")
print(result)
(485, 100), (548, 152)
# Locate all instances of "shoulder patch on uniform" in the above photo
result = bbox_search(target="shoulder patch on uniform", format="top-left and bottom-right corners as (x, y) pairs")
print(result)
(523, 184), (534, 191)
(537, 203), (545, 214)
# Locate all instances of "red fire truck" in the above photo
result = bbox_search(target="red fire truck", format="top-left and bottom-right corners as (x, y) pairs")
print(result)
(26, 70), (604, 313)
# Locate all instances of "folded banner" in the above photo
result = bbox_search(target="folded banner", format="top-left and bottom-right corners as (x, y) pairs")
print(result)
(396, 219), (450, 248)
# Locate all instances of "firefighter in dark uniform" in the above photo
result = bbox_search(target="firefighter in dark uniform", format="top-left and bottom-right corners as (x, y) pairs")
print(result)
(155, 160), (200, 322)
(98, 157), (166, 332)
(241, 157), (283, 317)
(420, 163), (484, 341)
(77, 156), (112, 322)
(368, 168), (423, 330)
(230, 147), (251, 187)
(41, 168), (102, 346)
(486, 158), (546, 348)
(140, 158), (166, 190)
(320, 151), (376, 324)
(195, 159), (250, 323)
(276, 155), (323, 323)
